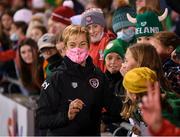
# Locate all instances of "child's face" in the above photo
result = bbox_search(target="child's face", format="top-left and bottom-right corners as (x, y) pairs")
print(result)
(117, 27), (135, 42)
(136, 0), (145, 12)
(87, 24), (104, 43)
(120, 49), (137, 76)
(30, 28), (43, 42)
(149, 37), (172, 60)
(137, 36), (152, 44)
(66, 33), (89, 51)
(20, 45), (33, 64)
(105, 52), (123, 74)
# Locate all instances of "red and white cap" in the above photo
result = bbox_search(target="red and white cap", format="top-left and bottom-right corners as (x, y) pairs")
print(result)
(51, 0), (75, 25)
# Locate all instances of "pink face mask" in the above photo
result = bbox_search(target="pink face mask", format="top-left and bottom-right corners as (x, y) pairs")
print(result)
(66, 47), (89, 64)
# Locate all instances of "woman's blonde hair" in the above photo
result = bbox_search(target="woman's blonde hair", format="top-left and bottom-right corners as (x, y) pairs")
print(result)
(121, 92), (145, 119)
(62, 25), (90, 47)
(127, 43), (170, 91)
(121, 43), (171, 119)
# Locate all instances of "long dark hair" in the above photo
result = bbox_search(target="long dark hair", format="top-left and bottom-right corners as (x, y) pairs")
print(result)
(18, 38), (43, 94)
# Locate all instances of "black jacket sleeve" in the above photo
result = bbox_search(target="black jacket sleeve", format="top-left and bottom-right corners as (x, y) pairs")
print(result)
(165, 0), (180, 14)
(36, 72), (69, 129)
(102, 75), (123, 117)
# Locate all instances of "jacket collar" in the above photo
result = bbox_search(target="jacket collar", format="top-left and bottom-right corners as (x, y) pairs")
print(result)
(60, 56), (95, 77)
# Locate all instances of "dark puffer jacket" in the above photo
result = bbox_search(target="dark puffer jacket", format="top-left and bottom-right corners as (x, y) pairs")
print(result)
(36, 56), (122, 136)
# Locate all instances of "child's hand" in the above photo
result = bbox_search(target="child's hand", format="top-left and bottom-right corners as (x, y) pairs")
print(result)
(139, 82), (162, 133)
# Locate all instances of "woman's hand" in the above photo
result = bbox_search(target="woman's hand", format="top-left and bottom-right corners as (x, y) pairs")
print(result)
(68, 99), (85, 120)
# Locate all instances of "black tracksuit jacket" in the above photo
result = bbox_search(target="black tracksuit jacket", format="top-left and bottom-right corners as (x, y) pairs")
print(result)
(36, 56), (122, 136)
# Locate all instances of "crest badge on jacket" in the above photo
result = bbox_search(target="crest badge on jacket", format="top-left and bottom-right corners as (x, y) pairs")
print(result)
(89, 78), (99, 88)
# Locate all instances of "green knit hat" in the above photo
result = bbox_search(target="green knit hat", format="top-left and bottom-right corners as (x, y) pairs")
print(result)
(135, 11), (163, 38)
(104, 39), (128, 60)
(112, 6), (136, 33)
